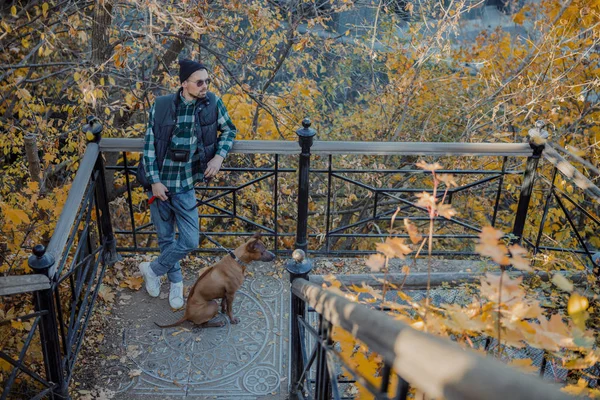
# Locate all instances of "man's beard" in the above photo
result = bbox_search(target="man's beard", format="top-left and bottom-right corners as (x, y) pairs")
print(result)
(191, 91), (206, 99)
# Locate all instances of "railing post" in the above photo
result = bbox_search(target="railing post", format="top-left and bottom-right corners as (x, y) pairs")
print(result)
(315, 315), (332, 400)
(511, 134), (545, 245)
(83, 117), (121, 265)
(295, 118), (316, 252)
(29, 244), (67, 399)
(285, 249), (313, 399)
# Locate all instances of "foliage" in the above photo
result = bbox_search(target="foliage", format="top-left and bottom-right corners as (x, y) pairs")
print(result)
(1, 0), (599, 395)
(326, 162), (600, 397)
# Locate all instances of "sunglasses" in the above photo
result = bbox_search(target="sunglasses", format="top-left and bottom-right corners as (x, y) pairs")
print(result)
(188, 78), (211, 87)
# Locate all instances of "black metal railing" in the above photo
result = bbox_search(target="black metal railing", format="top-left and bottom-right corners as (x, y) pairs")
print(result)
(283, 263), (573, 400)
(531, 146), (600, 268)
(98, 132), (582, 260)
(2, 116), (598, 399)
(97, 124), (598, 266)
(0, 120), (119, 399)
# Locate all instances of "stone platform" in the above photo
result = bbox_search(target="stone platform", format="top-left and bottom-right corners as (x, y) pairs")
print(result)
(106, 262), (290, 399)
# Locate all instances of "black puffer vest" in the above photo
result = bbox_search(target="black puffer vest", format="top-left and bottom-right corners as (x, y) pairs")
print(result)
(136, 90), (218, 189)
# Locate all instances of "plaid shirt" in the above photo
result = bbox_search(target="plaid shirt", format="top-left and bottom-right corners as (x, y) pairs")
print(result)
(143, 91), (237, 193)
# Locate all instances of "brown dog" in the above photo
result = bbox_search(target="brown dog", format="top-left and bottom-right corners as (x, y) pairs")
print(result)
(156, 233), (275, 328)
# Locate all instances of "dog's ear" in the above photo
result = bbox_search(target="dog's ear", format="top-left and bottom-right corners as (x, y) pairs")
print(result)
(247, 239), (259, 252)
(247, 233), (263, 252)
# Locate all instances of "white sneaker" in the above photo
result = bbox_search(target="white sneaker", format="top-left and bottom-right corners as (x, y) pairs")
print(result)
(169, 281), (184, 309)
(139, 262), (161, 297)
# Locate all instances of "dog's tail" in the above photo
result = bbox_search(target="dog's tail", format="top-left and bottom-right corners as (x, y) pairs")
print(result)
(155, 316), (187, 328)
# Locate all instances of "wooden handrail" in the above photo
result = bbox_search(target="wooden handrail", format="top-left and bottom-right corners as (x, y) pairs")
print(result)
(543, 145), (600, 205)
(0, 275), (51, 296)
(99, 138), (534, 157)
(45, 143), (99, 278)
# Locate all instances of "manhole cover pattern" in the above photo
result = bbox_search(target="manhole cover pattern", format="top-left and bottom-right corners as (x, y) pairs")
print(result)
(119, 273), (289, 398)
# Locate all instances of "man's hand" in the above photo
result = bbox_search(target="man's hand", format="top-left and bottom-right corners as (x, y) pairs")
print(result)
(151, 182), (169, 201)
(204, 155), (224, 179)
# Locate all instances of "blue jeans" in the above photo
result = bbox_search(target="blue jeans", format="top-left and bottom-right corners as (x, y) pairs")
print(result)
(148, 189), (199, 283)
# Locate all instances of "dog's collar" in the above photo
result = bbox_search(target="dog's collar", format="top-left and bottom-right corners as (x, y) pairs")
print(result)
(228, 250), (248, 269)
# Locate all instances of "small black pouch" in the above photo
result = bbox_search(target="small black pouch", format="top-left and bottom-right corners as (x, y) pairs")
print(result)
(168, 148), (190, 162)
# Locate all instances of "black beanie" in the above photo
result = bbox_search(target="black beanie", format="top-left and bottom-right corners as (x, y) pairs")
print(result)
(179, 59), (206, 83)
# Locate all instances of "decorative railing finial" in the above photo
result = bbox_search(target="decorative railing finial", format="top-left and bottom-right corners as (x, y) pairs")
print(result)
(28, 244), (55, 275)
(83, 116), (103, 143)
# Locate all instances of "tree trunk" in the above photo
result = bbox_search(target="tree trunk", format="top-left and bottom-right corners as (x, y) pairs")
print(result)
(91, 1), (113, 66)
(24, 133), (41, 182)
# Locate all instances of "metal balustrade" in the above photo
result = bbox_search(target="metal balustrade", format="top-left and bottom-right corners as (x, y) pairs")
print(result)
(1, 117), (598, 399)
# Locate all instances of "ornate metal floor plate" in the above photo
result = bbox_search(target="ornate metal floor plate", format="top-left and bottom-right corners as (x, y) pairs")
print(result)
(111, 263), (289, 399)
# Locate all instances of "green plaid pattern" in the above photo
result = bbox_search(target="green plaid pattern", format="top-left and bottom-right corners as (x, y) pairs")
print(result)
(143, 92), (237, 193)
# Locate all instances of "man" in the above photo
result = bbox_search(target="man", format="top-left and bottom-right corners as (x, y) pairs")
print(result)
(139, 59), (237, 309)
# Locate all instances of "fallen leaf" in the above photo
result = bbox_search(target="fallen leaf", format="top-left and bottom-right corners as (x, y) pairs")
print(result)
(121, 276), (143, 290)
(129, 369), (142, 378)
(10, 320), (24, 330)
(98, 285), (115, 303)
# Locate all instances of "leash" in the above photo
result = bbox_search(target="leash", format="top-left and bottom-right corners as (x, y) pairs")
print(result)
(200, 233), (248, 269)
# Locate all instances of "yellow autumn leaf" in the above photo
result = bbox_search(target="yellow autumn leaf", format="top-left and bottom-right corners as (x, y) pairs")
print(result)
(121, 276), (143, 291)
(43, 152), (55, 163)
(415, 160), (442, 171)
(322, 274), (341, 289)
(11, 5), (16, 16)
(568, 293), (589, 330)
(437, 204), (456, 219)
(366, 253), (385, 272)
(479, 226), (504, 244)
(349, 284), (371, 293)
(508, 358), (537, 373)
(376, 238), (411, 259)
(552, 274), (573, 292)
(404, 218), (421, 244)
(562, 379), (594, 396)
(513, 12), (525, 25)
(568, 293), (589, 315)
(3, 207), (31, 225)
(508, 244), (533, 272)
(11, 320), (24, 330)
(98, 284), (115, 303)
(437, 174), (457, 187)
(415, 192), (436, 209)
(0, 358), (11, 372)
(42, 2), (48, 17)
